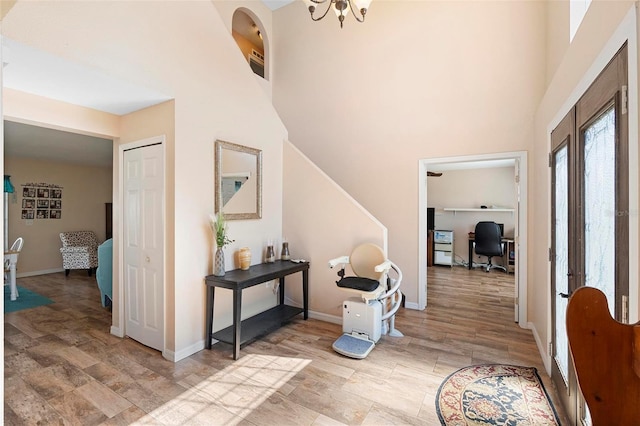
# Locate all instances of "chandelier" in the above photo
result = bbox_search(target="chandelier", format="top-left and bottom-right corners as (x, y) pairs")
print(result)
(304, 0), (372, 28)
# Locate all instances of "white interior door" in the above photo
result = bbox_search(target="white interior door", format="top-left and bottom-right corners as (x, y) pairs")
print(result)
(124, 143), (164, 351)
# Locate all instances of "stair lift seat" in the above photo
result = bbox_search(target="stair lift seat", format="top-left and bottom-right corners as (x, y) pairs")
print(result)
(328, 243), (403, 359)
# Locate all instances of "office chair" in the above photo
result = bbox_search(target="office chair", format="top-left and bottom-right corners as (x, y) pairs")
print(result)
(474, 221), (506, 272)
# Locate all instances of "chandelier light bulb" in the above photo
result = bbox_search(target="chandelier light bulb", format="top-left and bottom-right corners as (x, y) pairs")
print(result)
(305, 0), (371, 29)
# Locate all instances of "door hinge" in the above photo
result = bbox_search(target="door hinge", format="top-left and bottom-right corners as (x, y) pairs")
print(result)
(548, 342), (553, 356)
(622, 295), (629, 323)
(515, 174), (520, 184)
(622, 85), (628, 115)
(548, 152), (552, 167)
(548, 247), (552, 262)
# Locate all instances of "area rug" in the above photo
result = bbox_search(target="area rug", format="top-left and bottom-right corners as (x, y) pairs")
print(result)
(436, 364), (561, 425)
(4, 285), (54, 313)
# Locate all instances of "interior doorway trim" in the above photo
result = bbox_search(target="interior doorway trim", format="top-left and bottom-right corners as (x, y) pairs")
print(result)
(418, 151), (528, 326)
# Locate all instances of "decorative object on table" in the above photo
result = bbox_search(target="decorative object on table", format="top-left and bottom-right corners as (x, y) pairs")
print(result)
(281, 238), (290, 261)
(265, 239), (275, 263)
(238, 247), (251, 270)
(210, 212), (234, 277)
(4, 285), (53, 313)
(435, 364), (561, 426)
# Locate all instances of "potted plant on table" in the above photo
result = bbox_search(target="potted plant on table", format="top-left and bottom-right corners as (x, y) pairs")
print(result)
(210, 212), (234, 276)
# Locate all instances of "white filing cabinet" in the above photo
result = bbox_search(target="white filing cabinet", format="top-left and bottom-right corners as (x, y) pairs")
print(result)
(433, 230), (454, 266)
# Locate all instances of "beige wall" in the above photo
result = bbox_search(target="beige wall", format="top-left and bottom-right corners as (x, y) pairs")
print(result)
(545, 1), (570, 88)
(4, 156), (112, 275)
(428, 167), (516, 264)
(273, 1), (546, 304)
(4, 0), (286, 360)
(283, 141), (386, 320)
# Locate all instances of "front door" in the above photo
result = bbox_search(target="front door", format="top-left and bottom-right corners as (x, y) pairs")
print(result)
(550, 44), (628, 425)
(123, 142), (165, 351)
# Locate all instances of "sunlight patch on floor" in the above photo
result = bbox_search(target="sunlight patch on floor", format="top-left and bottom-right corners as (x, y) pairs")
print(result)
(135, 354), (311, 425)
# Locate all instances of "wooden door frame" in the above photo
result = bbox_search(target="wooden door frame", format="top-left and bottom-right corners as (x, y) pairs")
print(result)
(419, 150), (528, 326)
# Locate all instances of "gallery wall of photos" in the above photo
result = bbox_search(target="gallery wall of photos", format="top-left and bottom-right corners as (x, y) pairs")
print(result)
(21, 183), (63, 220)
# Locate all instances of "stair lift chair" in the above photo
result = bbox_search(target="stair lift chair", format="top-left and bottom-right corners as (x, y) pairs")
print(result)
(328, 243), (403, 359)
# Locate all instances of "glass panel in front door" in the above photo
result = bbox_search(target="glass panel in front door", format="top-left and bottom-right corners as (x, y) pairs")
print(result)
(554, 144), (570, 384)
(583, 106), (616, 317)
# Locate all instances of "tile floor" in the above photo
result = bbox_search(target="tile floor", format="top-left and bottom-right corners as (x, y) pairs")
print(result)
(4, 266), (567, 425)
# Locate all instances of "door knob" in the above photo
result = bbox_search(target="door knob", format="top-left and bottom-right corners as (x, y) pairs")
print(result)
(559, 292), (571, 299)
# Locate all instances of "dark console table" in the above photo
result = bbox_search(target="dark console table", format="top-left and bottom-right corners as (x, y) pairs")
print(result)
(204, 260), (309, 360)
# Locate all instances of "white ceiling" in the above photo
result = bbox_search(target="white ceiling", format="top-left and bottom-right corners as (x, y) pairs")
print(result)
(2, 36), (170, 168)
(5, 121), (113, 168)
(3, 38), (172, 116)
(2, 1), (292, 167)
(262, 0), (295, 11)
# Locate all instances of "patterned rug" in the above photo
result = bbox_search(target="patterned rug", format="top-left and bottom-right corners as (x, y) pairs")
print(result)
(436, 364), (561, 425)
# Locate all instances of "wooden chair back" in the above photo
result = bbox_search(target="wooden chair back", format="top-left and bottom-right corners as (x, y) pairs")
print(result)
(566, 286), (640, 425)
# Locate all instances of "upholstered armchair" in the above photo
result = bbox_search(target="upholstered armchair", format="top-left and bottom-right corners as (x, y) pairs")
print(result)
(59, 231), (99, 276)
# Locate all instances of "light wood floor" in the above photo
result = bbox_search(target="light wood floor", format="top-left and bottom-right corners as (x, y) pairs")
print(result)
(4, 266), (568, 425)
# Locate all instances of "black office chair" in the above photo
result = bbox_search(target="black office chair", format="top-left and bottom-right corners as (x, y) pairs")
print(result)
(474, 221), (506, 272)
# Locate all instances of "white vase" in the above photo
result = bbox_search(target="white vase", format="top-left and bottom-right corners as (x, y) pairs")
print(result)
(214, 247), (225, 276)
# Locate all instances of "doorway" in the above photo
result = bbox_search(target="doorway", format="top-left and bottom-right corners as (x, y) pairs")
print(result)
(419, 151), (528, 325)
(550, 44), (628, 425)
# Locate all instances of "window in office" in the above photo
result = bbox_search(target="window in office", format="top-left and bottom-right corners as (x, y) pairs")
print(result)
(570, 0), (592, 42)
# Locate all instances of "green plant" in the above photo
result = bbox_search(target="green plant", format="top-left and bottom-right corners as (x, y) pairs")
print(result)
(210, 212), (234, 248)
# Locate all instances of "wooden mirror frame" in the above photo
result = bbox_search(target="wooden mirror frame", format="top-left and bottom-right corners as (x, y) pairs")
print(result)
(214, 140), (262, 220)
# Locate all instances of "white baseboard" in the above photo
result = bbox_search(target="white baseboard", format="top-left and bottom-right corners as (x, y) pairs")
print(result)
(110, 325), (124, 338)
(308, 310), (341, 325)
(283, 295), (342, 325)
(17, 268), (64, 278)
(165, 339), (205, 362)
(528, 321), (551, 375)
(404, 301), (421, 310)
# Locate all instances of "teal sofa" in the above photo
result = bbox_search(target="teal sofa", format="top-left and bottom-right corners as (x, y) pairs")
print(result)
(96, 238), (113, 307)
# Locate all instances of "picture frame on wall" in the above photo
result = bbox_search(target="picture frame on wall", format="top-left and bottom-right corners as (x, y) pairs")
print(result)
(36, 210), (49, 219)
(51, 189), (62, 199)
(37, 188), (50, 198)
(50, 210), (62, 219)
(50, 200), (61, 210)
(22, 210), (34, 220)
(23, 187), (36, 198)
(37, 199), (49, 209)
(22, 199), (35, 209)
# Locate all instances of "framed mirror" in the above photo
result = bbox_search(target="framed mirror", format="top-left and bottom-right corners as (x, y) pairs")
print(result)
(215, 140), (262, 220)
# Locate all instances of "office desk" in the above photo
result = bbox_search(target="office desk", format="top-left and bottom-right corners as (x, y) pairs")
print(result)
(4, 251), (19, 301)
(468, 236), (514, 272)
(204, 260), (309, 360)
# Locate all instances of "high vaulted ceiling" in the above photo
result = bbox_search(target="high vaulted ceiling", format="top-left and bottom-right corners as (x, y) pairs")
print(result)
(3, 2), (295, 167)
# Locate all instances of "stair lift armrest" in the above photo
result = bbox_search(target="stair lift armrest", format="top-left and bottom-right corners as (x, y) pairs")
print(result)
(328, 255), (350, 269)
(374, 260), (392, 273)
(381, 290), (403, 321)
(380, 261), (402, 299)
